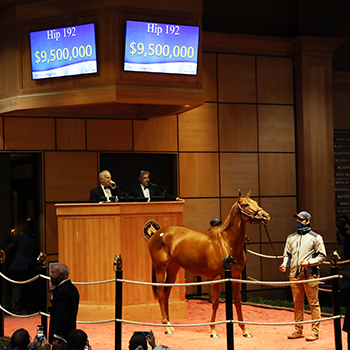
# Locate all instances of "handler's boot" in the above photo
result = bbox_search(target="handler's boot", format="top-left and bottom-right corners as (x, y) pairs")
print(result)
(287, 331), (304, 339)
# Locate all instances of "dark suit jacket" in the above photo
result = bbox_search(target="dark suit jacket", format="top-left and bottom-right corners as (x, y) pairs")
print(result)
(49, 279), (79, 343)
(89, 185), (125, 203)
(130, 184), (177, 201)
(4, 233), (38, 273)
(341, 271), (350, 332)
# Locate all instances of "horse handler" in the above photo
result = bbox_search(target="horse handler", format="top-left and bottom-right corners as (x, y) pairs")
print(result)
(279, 211), (327, 341)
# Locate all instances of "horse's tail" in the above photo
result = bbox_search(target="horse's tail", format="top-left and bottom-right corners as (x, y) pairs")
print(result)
(152, 268), (158, 297)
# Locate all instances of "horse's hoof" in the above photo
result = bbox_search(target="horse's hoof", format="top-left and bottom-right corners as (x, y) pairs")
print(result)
(210, 333), (219, 339)
(243, 333), (252, 338)
(165, 330), (173, 335)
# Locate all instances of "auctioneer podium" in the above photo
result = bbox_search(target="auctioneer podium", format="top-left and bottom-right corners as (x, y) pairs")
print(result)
(55, 201), (186, 321)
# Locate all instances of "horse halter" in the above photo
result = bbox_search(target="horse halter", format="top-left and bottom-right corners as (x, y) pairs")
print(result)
(237, 202), (263, 223)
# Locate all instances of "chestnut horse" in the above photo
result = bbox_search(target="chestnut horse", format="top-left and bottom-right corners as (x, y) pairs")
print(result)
(148, 190), (270, 338)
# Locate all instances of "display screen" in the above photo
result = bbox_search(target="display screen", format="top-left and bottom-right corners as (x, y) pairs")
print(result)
(30, 23), (97, 80)
(124, 20), (199, 75)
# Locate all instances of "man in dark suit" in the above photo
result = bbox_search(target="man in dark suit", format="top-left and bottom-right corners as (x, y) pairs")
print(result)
(130, 170), (179, 201)
(341, 270), (350, 350)
(5, 224), (39, 314)
(49, 263), (79, 346)
(89, 170), (125, 203)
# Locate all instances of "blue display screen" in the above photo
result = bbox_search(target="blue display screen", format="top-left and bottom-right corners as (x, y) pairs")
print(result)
(30, 23), (97, 80)
(124, 20), (199, 75)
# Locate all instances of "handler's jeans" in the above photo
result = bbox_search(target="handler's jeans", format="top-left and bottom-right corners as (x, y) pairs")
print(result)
(290, 274), (320, 335)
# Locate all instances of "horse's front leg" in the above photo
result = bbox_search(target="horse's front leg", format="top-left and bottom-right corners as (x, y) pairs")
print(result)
(232, 282), (252, 337)
(209, 281), (222, 338)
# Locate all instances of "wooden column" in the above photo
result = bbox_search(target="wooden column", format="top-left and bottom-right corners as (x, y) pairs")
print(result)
(293, 37), (346, 239)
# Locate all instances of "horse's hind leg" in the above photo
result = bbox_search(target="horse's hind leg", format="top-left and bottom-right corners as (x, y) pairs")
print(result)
(153, 269), (171, 331)
(232, 282), (252, 337)
(163, 262), (181, 334)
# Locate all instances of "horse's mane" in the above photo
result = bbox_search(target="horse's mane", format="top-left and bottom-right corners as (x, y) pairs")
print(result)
(219, 200), (238, 231)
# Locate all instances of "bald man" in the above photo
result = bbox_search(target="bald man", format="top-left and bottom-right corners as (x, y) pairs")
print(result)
(49, 263), (79, 346)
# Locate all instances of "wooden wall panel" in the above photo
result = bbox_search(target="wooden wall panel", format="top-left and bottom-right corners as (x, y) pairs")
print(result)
(0, 28), (21, 94)
(261, 243), (286, 282)
(202, 53), (217, 102)
(178, 103), (218, 152)
(259, 153), (296, 196)
(133, 115), (177, 152)
(182, 198), (220, 232)
(179, 153), (219, 197)
(45, 202), (58, 255)
(4, 117), (55, 150)
(257, 56), (294, 104)
(219, 104), (257, 152)
(56, 119), (86, 150)
(245, 243), (262, 290)
(259, 197), (297, 242)
(0, 117), (3, 150)
(218, 54), (256, 103)
(183, 198), (220, 296)
(304, 65), (335, 239)
(333, 82), (350, 129)
(45, 151), (97, 202)
(258, 105), (295, 152)
(221, 197), (260, 242)
(86, 119), (132, 151)
(220, 153), (259, 197)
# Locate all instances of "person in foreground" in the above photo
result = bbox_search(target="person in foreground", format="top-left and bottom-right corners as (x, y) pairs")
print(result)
(67, 329), (91, 350)
(49, 263), (80, 347)
(128, 330), (171, 350)
(89, 170), (125, 203)
(10, 328), (50, 350)
(279, 211), (326, 341)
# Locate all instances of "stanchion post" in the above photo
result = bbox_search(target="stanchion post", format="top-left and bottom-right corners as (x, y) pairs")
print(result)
(37, 252), (48, 337)
(0, 250), (5, 337)
(331, 260), (342, 350)
(223, 255), (235, 350)
(114, 255), (123, 350)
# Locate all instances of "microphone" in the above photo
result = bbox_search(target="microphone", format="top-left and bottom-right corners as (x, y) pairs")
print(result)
(110, 180), (117, 189)
(149, 182), (167, 195)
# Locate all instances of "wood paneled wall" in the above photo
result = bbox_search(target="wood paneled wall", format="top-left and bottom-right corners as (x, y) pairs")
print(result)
(3, 32), (340, 296)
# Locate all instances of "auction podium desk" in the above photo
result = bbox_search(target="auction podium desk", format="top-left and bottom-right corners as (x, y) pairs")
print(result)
(55, 201), (186, 321)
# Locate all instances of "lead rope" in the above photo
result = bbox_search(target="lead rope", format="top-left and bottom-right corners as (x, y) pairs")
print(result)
(263, 224), (282, 269)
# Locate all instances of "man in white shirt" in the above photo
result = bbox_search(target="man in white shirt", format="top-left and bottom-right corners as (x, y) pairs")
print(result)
(130, 170), (179, 202)
(89, 170), (125, 203)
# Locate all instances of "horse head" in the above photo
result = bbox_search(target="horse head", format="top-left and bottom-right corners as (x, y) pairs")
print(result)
(237, 190), (270, 225)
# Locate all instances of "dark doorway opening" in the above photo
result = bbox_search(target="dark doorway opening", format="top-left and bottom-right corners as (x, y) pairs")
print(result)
(0, 152), (42, 314)
(100, 153), (177, 197)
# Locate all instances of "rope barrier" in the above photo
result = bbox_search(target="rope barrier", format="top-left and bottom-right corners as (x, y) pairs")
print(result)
(0, 264), (344, 332)
(246, 249), (283, 259)
(0, 304), (50, 318)
(0, 271), (41, 284)
(73, 279), (116, 285)
(115, 315), (342, 327)
(246, 248), (350, 265)
(0, 271), (341, 288)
